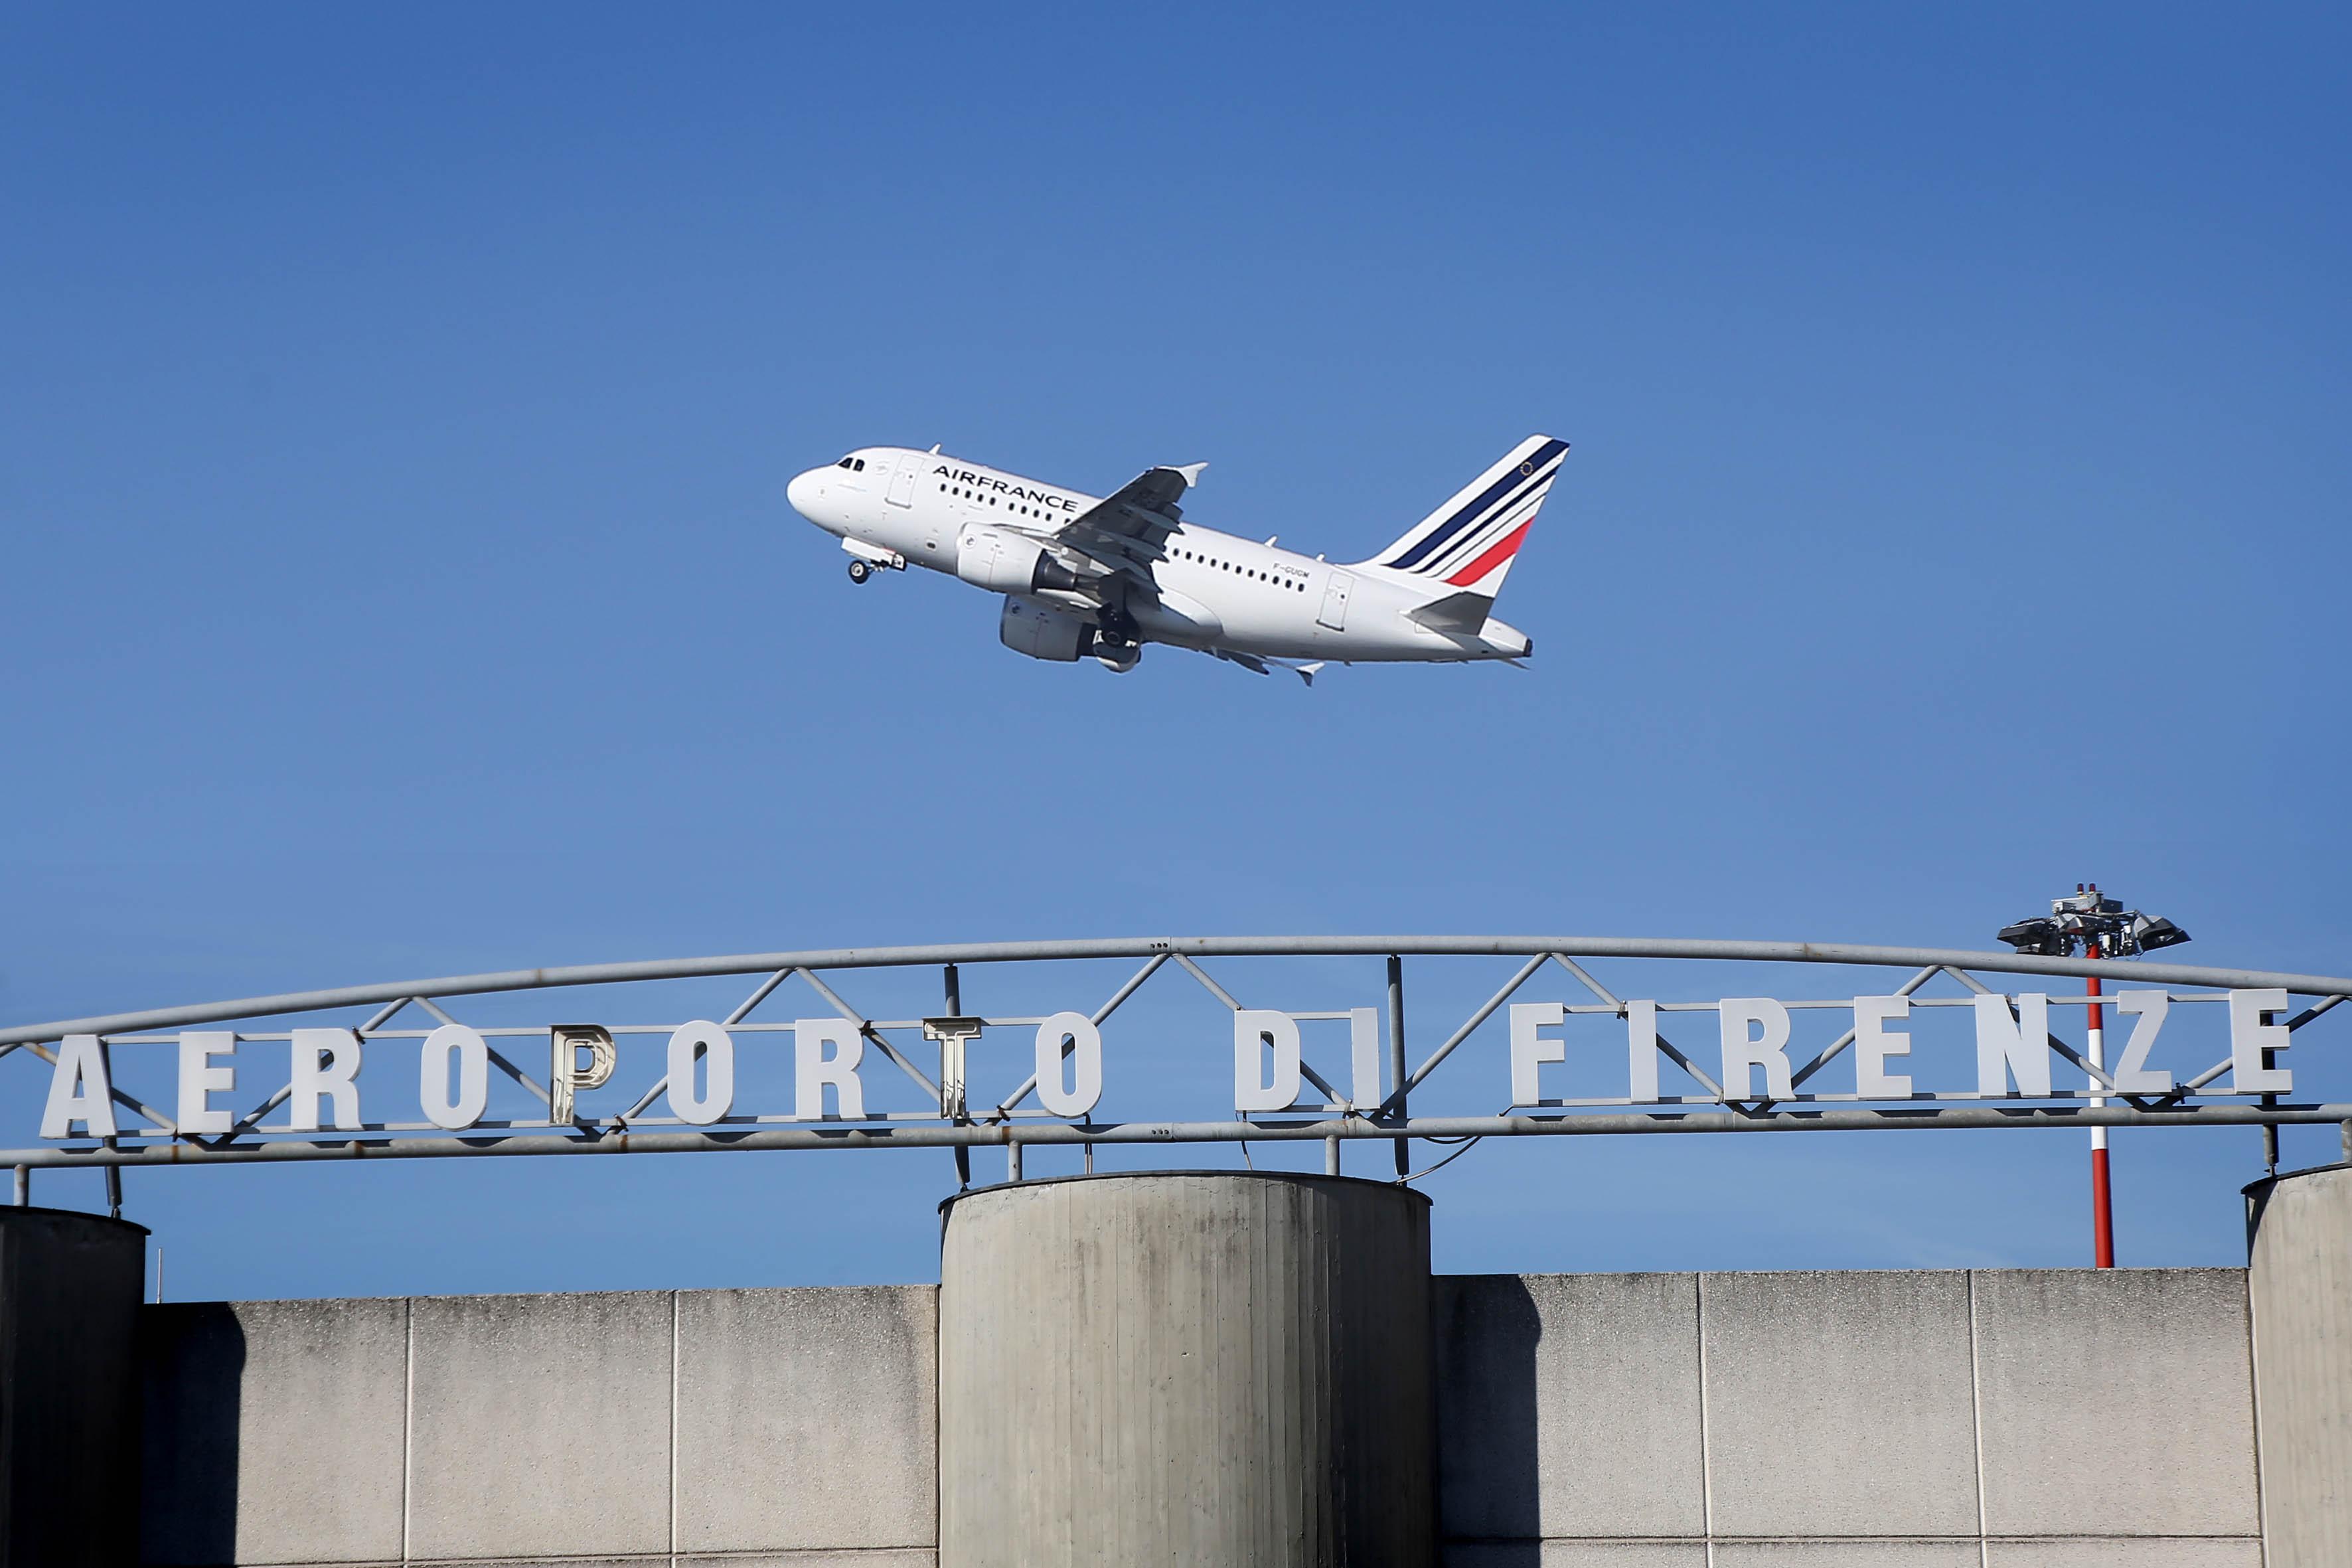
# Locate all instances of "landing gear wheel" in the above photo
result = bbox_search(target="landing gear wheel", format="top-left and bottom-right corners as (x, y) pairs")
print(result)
(847, 559), (872, 584)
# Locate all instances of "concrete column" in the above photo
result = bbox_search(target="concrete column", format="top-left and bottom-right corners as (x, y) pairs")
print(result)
(0, 1206), (147, 1567)
(939, 1171), (1434, 1567)
(2246, 1162), (2352, 1567)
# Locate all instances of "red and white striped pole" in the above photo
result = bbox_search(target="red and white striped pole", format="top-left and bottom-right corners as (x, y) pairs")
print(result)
(2086, 931), (2114, 1268)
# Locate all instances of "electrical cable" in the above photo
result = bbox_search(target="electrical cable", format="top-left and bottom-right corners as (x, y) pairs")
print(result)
(1397, 1136), (1484, 1183)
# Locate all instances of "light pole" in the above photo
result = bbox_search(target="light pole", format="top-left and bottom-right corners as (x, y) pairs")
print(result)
(1997, 885), (2190, 1268)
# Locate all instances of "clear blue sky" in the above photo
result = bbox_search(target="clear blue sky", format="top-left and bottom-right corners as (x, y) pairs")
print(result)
(3, 3), (2347, 1300)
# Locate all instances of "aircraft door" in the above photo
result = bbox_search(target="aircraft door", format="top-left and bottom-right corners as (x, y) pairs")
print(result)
(885, 454), (917, 508)
(1316, 570), (1354, 631)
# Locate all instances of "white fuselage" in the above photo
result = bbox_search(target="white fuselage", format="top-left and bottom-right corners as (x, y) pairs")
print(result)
(787, 447), (1531, 665)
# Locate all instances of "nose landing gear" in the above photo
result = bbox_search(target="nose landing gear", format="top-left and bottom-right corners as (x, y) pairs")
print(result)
(842, 542), (904, 584)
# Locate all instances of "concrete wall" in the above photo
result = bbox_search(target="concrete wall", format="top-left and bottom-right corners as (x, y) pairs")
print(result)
(2246, 1163), (2352, 1568)
(937, 1173), (1434, 1567)
(0, 1207), (149, 1568)
(1435, 1269), (2262, 1567)
(134, 1267), (2270, 1567)
(138, 1286), (937, 1568)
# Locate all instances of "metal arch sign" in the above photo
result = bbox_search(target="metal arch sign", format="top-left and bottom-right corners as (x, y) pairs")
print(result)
(4, 937), (2349, 1170)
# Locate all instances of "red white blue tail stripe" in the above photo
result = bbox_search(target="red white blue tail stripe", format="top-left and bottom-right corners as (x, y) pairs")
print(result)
(1366, 434), (1567, 595)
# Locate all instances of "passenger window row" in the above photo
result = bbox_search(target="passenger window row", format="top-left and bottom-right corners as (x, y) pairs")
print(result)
(939, 483), (1054, 518)
(1170, 546), (1306, 589)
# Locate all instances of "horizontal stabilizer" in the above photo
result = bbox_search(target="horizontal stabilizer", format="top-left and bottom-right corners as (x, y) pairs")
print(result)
(1405, 591), (1495, 634)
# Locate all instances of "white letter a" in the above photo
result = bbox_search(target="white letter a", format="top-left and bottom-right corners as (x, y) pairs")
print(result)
(42, 1034), (119, 1138)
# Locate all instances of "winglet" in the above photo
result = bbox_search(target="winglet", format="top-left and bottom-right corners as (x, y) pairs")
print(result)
(1294, 662), (1324, 688)
(1172, 462), (1208, 487)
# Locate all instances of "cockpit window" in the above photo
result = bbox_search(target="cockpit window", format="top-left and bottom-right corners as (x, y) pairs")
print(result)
(837, 457), (854, 469)
(854, 458), (866, 471)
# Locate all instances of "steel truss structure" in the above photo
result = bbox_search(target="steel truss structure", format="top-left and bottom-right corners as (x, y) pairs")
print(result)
(3, 937), (2347, 1173)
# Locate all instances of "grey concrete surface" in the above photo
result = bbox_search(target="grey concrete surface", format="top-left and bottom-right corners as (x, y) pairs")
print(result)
(402, 1557), (937, 1568)
(1699, 1271), (1981, 1539)
(674, 1553), (938, 1567)
(208, 1559), (942, 1568)
(1436, 1273), (1703, 1543)
(1710, 1545), (1980, 1567)
(140, 1296), (409, 1565)
(0, 1206), (147, 1568)
(112, 1260), (2282, 1565)
(2246, 1163), (2352, 1568)
(147, 1551), (941, 1567)
(939, 1172), (1435, 1568)
(674, 1285), (937, 1553)
(1972, 1269), (2258, 1539)
(404, 1291), (674, 1563)
(1981, 1540), (2263, 1567)
(1443, 1545), (1708, 1567)
(220, 1559), (934, 1568)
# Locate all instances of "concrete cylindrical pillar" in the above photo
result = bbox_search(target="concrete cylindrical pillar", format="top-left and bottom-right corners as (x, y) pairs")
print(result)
(939, 1171), (1434, 1567)
(2246, 1162), (2352, 1567)
(0, 1206), (147, 1567)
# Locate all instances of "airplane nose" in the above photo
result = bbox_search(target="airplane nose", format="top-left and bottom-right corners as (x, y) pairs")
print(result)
(786, 469), (823, 520)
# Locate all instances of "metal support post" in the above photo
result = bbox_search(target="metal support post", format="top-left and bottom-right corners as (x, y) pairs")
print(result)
(1387, 955), (1407, 1178)
(1007, 1140), (1022, 1182)
(2341, 1119), (2351, 1164)
(945, 965), (971, 1190)
(2086, 945), (2113, 1268)
(11, 1166), (24, 1207)
(2264, 1015), (2283, 1175)
(1325, 1135), (1340, 1175)
(103, 1162), (121, 1220)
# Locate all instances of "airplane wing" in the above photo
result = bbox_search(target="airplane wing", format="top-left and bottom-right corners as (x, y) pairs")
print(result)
(1053, 463), (1206, 584)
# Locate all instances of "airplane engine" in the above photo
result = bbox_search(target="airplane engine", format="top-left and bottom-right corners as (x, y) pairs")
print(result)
(956, 524), (1080, 595)
(999, 595), (1088, 662)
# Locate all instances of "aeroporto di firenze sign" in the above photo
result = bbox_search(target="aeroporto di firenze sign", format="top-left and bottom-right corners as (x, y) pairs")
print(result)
(33, 985), (2312, 1144)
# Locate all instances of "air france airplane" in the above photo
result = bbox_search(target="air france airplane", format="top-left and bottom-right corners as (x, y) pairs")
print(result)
(785, 435), (1566, 681)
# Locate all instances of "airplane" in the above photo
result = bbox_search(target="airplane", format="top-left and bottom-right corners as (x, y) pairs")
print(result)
(784, 434), (1566, 682)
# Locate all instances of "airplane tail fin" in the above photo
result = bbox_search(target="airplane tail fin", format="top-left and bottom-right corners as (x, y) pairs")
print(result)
(1360, 434), (1567, 600)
